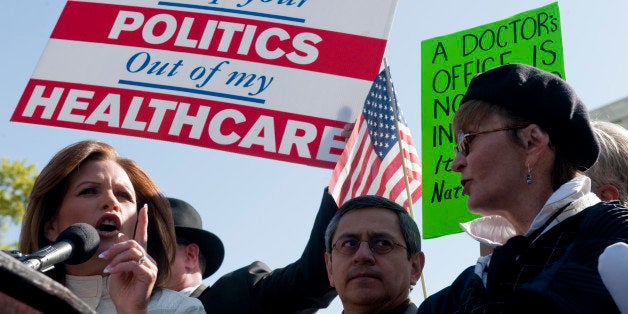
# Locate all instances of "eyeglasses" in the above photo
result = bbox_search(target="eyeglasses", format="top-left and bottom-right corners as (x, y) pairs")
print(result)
(454, 125), (528, 156)
(332, 236), (407, 255)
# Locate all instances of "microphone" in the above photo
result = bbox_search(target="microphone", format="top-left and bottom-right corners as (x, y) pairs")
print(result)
(22, 223), (100, 272)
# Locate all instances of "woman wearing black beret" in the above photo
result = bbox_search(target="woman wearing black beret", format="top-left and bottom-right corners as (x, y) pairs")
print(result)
(419, 64), (628, 313)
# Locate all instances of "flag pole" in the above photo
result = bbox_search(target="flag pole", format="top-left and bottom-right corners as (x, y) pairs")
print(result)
(382, 57), (428, 300)
(382, 58), (414, 218)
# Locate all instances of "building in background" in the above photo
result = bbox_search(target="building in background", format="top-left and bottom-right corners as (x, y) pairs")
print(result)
(590, 97), (628, 128)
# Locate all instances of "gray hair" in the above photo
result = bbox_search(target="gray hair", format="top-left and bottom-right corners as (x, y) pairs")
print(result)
(586, 121), (628, 206)
(324, 195), (421, 259)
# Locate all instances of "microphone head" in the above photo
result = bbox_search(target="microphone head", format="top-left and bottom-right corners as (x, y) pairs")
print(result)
(57, 223), (100, 265)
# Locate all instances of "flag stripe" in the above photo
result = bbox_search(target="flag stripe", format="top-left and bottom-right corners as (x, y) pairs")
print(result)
(349, 125), (374, 198)
(330, 116), (368, 203)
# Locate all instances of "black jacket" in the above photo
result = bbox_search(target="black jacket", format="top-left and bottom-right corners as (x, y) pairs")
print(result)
(198, 188), (338, 314)
(418, 202), (628, 314)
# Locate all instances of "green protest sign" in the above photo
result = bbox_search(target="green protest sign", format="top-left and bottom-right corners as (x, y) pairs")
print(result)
(420, 2), (565, 238)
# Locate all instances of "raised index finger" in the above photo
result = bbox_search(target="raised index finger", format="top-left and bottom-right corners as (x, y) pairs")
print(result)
(134, 203), (149, 249)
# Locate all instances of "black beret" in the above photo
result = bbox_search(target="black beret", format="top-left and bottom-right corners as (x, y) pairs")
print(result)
(460, 63), (599, 170)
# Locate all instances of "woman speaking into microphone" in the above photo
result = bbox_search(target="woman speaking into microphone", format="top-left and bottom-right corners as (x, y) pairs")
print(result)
(19, 140), (204, 313)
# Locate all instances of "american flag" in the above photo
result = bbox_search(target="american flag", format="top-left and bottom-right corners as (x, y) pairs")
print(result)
(329, 68), (422, 211)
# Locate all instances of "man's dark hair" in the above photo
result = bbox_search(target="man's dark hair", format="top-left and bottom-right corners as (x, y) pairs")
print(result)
(324, 195), (421, 259)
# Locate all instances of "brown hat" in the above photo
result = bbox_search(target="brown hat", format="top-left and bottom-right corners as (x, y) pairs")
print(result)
(460, 63), (599, 170)
(168, 197), (224, 278)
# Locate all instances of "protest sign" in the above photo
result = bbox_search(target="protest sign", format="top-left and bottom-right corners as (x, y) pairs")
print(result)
(420, 2), (565, 238)
(11, 0), (398, 168)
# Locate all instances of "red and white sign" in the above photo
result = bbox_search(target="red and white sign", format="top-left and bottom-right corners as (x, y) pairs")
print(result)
(12, 0), (397, 168)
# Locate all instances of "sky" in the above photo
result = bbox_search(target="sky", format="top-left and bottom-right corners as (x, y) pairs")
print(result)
(1, 1), (627, 312)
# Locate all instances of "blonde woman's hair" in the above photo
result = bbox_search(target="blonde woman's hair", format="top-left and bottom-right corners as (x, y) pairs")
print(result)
(586, 121), (628, 206)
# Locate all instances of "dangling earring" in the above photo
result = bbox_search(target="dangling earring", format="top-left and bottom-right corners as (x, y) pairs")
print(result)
(526, 164), (533, 185)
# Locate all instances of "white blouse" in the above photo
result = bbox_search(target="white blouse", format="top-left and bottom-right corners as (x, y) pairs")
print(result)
(65, 274), (205, 313)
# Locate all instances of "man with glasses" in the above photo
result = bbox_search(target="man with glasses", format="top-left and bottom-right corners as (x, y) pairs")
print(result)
(324, 195), (424, 314)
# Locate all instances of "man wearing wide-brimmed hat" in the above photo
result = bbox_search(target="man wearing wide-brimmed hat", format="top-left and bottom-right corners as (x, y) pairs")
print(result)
(166, 197), (225, 297)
